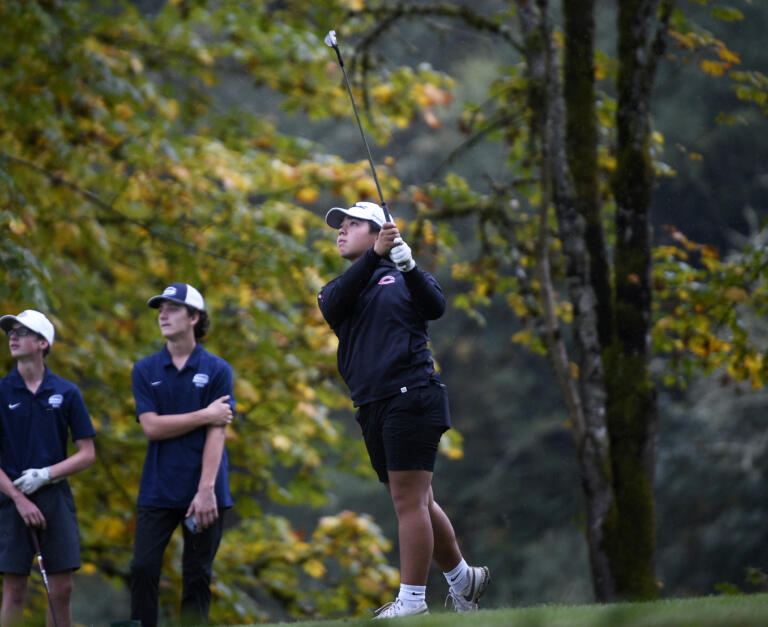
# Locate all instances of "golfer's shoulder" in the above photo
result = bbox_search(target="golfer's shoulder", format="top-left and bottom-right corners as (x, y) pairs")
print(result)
(196, 346), (232, 373)
(44, 369), (82, 395)
(133, 350), (162, 371)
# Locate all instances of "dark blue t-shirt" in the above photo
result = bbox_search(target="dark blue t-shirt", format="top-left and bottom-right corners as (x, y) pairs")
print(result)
(318, 249), (446, 406)
(0, 366), (96, 480)
(132, 344), (235, 509)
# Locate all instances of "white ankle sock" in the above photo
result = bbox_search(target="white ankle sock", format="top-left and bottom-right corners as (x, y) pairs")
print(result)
(444, 558), (469, 592)
(398, 583), (426, 608)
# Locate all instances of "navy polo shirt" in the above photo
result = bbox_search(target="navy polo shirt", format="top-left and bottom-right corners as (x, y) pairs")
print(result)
(132, 343), (235, 509)
(0, 366), (95, 480)
(318, 249), (446, 406)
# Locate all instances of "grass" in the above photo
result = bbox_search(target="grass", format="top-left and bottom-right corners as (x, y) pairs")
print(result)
(246, 594), (768, 626)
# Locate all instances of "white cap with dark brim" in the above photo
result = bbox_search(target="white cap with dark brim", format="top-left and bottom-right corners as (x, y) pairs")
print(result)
(325, 201), (386, 229)
(147, 283), (205, 311)
(0, 310), (55, 347)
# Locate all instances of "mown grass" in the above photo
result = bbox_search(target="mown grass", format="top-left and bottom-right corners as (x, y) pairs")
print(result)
(249, 593), (768, 626)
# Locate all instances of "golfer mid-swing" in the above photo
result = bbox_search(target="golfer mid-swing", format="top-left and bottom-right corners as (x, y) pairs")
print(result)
(318, 202), (490, 618)
(0, 310), (96, 627)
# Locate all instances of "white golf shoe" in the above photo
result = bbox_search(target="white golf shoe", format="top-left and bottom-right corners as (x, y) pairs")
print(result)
(445, 565), (491, 612)
(373, 598), (429, 619)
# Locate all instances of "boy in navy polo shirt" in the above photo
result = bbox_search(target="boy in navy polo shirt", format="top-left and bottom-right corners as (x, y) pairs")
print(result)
(129, 283), (234, 627)
(0, 309), (96, 627)
(317, 202), (490, 618)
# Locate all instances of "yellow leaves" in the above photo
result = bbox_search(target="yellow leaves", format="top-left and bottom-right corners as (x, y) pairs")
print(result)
(92, 516), (126, 541)
(128, 54), (144, 74)
(411, 189), (433, 208)
(303, 559), (326, 578)
(512, 328), (533, 346)
(411, 83), (452, 129)
(8, 216), (26, 235)
(717, 46), (741, 65)
(723, 286), (748, 302)
(700, 60), (729, 77)
(235, 378), (261, 405)
(438, 429), (464, 460)
(80, 563), (98, 576)
(114, 103), (134, 120)
(168, 164), (190, 181)
(296, 187), (319, 204)
(214, 165), (251, 191)
(272, 434), (292, 452)
(669, 30), (697, 51)
(157, 98), (179, 121)
(371, 84), (394, 104)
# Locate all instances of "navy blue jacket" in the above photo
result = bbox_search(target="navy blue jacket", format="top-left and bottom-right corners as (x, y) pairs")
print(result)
(318, 248), (445, 406)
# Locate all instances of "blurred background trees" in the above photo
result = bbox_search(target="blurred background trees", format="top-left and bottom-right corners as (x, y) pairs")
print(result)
(1, 0), (767, 623)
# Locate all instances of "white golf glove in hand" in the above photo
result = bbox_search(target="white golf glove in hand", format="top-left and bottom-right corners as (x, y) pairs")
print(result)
(13, 467), (51, 495)
(390, 238), (416, 272)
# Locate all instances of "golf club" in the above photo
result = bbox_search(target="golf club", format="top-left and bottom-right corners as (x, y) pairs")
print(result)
(30, 528), (60, 627)
(324, 29), (392, 223)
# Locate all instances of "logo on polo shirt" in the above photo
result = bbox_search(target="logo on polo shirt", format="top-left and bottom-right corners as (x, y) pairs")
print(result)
(192, 373), (209, 388)
(378, 275), (396, 285)
(8, 402), (21, 410)
(48, 394), (63, 408)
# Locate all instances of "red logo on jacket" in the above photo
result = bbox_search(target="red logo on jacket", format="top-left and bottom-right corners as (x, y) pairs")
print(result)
(378, 275), (396, 285)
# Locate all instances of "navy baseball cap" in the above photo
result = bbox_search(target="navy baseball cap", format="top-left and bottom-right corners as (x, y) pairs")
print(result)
(147, 283), (205, 311)
(325, 202), (386, 229)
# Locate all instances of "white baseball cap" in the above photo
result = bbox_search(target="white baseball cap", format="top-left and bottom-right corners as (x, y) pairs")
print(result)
(0, 310), (55, 347)
(325, 202), (386, 229)
(147, 283), (205, 311)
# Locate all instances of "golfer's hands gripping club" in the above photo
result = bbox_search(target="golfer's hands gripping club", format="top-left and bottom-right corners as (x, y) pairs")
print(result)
(13, 467), (52, 495)
(13, 494), (46, 528)
(205, 395), (233, 426)
(390, 238), (416, 272)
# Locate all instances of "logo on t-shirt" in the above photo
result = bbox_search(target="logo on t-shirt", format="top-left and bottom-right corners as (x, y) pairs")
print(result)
(378, 275), (396, 285)
(192, 373), (209, 388)
(48, 394), (63, 408)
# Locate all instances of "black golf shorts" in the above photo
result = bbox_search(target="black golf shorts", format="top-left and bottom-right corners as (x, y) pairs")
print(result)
(0, 482), (81, 575)
(356, 380), (451, 483)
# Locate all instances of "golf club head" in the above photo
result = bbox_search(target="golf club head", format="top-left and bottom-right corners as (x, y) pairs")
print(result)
(324, 30), (337, 48)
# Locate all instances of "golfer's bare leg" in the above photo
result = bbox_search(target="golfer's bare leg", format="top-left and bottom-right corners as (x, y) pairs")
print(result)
(387, 470), (434, 585)
(426, 486), (463, 572)
(1, 574), (27, 627)
(47, 571), (73, 627)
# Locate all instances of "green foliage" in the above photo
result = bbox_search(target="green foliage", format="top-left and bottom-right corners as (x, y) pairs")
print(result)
(653, 225), (768, 388)
(0, 0), (455, 622)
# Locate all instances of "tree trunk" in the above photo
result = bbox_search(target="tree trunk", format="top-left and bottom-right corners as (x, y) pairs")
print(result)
(520, 0), (671, 600)
(517, 0), (617, 601)
(603, 0), (671, 600)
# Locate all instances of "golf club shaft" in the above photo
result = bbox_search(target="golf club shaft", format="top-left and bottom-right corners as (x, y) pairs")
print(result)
(30, 528), (60, 627)
(330, 43), (392, 222)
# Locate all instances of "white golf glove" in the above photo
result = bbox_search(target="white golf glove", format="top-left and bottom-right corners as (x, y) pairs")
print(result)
(13, 467), (51, 495)
(390, 238), (416, 272)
